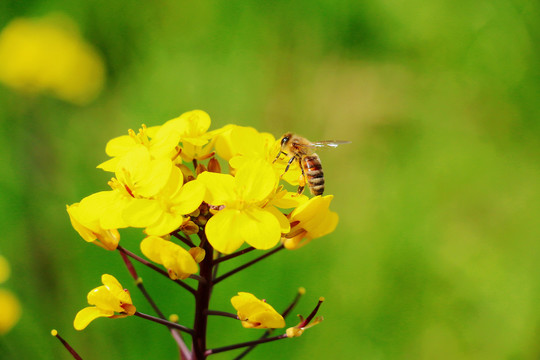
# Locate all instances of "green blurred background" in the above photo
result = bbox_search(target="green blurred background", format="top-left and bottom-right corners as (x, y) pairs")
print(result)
(1, 0), (539, 359)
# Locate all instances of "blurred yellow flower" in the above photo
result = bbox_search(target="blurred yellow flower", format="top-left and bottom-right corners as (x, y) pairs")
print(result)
(282, 195), (338, 250)
(74, 274), (135, 330)
(0, 289), (21, 335)
(231, 292), (285, 329)
(140, 236), (199, 280)
(0, 14), (105, 105)
(0, 256), (21, 335)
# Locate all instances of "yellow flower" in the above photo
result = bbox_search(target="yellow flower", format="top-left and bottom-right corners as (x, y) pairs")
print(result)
(282, 195), (338, 250)
(214, 125), (272, 162)
(140, 236), (199, 280)
(122, 166), (206, 236)
(231, 292), (285, 329)
(153, 110), (214, 162)
(114, 145), (174, 198)
(214, 125), (302, 185)
(97, 125), (167, 172)
(197, 160), (284, 254)
(0, 14), (104, 105)
(74, 274), (135, 330)
(66, 192), (121, 250)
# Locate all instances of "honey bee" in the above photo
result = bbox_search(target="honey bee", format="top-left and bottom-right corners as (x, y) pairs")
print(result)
(274, 133), (350, 196)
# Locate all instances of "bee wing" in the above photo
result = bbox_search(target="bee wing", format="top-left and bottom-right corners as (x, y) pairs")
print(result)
(309, 140), (351, 149)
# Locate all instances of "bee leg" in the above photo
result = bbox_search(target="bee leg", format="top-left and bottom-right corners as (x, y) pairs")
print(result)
(273, 151), (287, 164)
(297, 158), (306, 194)
(297, 173), (306, 195)
(283, 156), (295, 173)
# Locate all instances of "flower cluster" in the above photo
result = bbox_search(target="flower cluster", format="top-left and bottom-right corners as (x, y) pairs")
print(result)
(65, 110), (338, 358)
(0, 14), (105, 105)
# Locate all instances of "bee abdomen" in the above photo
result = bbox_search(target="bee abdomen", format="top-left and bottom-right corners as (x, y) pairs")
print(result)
(303, 154), (325, 195)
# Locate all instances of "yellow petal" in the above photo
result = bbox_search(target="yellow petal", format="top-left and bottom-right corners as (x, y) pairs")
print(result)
(271, 190), (308, 209)
(241, 207), (281, 250)
(74, 306), (113, 331)
(87, 285), (124, 313)
(234, 160), (276, 203)
(144, 212), (185, 236)
(171, 180), (206, 215)
(231, 292), (285, 329)
(105, 134), (137, 157)
(66, 203), (97, 243)
(204, 209), (246, 254)
(123, 199), (163, 228)
(137, 158), (174, 197)
(197, 171), (235, 205)
(97, 157), (119, 172)
(140, 236), (198, 280)
(264, 206), (290, 234)
(306, 211), (339, 239)
(140, 236), (165, 263)
(180, 110), (211, 137)
(101, 274), (132, 305)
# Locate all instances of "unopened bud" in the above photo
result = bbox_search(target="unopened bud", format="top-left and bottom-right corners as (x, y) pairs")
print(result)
(181, 220), (199, 235)
(196, 163), (207, 175)
(208, 158), (221, 173)
(189, 247), (206, 263)
(177, 164), (195, 182)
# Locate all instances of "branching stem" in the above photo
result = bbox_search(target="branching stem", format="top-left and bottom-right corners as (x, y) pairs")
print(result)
(213, 245), (285, 284)
(117, 246), (196, 295)
(134, 312), (194, 335)
(205, 334), (288, 356)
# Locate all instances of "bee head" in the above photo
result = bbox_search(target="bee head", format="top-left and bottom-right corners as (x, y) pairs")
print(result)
(280, 133), (292, 148)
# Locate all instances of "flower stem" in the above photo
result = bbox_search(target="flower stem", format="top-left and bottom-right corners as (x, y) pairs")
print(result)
(205, 310), (239, 320)
(212, 246), (256, 265)
(172, 231), (196, 248)
(117, 245), (196, 295)
(51, 330), (83, 360)
(204, 334), (288, 356)
(118, 250), (190, 359)
(192, 230), (214, 359)
(134, 312), (194, 334)
(213, 245), (284, 285)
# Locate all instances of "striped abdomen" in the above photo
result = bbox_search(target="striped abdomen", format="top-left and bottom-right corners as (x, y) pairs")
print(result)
(302, 154), (325, 195)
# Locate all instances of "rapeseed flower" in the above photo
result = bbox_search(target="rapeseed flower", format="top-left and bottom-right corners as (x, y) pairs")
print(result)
(198, 159), (285, 254)
(64, 110), (340, 357)
(140, 236), (199, 280)
(231, 292), (285, 329)
(74, 274), (135, 330)
(282, 195), (338, 250)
